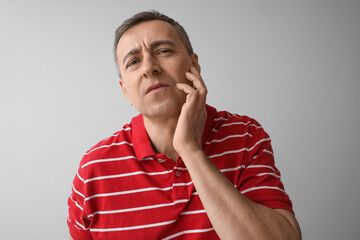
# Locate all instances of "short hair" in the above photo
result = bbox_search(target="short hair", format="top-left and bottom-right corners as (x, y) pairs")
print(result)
(113, 10), (194, 77)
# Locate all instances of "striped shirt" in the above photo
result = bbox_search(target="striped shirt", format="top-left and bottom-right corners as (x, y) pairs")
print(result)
(67, 105), (293, 239)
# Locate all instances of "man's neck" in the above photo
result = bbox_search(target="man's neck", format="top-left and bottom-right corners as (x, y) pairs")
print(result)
(143, 115), (179, 161)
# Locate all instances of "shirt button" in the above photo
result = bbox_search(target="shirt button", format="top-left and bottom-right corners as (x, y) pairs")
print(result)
(175, 171), (181, 177)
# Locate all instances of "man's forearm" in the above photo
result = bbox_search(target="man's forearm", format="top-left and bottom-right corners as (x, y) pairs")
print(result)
(180, 149), (301, 240)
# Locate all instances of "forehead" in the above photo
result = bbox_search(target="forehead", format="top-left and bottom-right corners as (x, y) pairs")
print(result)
(116, 20), (183, 56)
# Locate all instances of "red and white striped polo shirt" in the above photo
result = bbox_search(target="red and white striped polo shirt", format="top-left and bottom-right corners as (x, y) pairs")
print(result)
(67, 105), (293, 239)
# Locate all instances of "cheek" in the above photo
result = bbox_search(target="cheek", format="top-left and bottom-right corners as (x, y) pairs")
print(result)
(170, 59), (191, 74)
(176, 62), (192, 82)
(121, 81), (139, 105)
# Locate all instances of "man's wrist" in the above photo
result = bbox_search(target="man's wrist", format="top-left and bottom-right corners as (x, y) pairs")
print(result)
(178, 147), (207, 166)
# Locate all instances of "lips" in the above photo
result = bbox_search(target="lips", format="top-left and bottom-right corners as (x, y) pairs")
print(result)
(146, 83), (169, 94)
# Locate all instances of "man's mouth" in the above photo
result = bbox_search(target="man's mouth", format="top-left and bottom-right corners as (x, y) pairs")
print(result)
(146, 83), (169, 94)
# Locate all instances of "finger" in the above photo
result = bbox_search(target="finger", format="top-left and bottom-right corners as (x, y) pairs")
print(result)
(177, 82), (206, 106)
(189, 66), (206, 88)
(185, 72), (207, 93)
(177, 84), (198, 107)
(190, 66), (201, 78)
(176, 82), (196, 94)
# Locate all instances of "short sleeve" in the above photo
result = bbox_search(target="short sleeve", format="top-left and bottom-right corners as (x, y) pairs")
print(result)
(67, 163), (93, 240)
(238, 120), (293, 213)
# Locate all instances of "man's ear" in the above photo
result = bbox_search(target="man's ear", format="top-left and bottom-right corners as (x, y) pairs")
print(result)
(119, 79), (133, 105)
(191, 53), (201, 73)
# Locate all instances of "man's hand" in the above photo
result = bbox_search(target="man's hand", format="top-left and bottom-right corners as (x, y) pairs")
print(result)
(173, 66), (207, 155)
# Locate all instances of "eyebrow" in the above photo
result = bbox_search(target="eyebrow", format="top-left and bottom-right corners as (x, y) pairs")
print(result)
(122, 49), (140, 65)
(150, 40), (176, 50)
(122, 40), (176, 65)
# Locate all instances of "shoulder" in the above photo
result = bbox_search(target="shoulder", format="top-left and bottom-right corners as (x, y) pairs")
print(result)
(207, 109), (271, 157)
(79, 123), (134, 168)
(212, 109), (264, 136)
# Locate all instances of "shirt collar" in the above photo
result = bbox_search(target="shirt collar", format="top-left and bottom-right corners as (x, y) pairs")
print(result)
(131, 104), (217, 161)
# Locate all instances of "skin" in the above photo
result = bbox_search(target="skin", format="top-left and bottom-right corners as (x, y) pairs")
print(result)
(71, 20), (301, 240)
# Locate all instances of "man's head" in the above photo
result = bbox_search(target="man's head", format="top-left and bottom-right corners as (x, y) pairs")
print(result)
(114, 11), (200, 119)
(114, 10), (194, 78)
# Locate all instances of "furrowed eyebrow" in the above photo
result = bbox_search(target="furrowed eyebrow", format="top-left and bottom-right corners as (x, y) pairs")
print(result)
(122, 48), (140, 65)
(121, 40), (176, 65)
(149, 40), (176, 49)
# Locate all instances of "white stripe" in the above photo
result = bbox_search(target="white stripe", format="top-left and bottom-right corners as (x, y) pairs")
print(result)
(81, 156), (137, 168)
(85, 141), (133, 155)
(74, 225), (81, 230)
(222, 121), (251, 127)
(214, 117), (227, 121)
(76, 171), (84, 183)
(72, 221), (82, 230)
(209, 148), (246, 158)
(173, 181), (193, 187)
(247, 165), (276, 172)
(220, 165), (246, 173)
(158, 158), (167, 163)
(70, 195), (83, 211)
(257, 172), (280, 178)
(174, 166), (187, 170)
(229, 113), (242, 118)
(88, 199), (189, 217)
(240, 137), (270, 152)
(74, 200), (83, 211)
(180, 209), (206, 215)
(85, 170), (173, 183)
(112, 127), (131, 137)
(75, 220), (88, 230)
(263, 149), (274, 155)
(90, 219), (177, 232)
(241, 186), (285, 194)
(72, 184), (85, 198)
(67, 216), (82, 231)
(206, 133), (252, 144)
(99, 128), (131, 142)
(212, 121), (255, 132)
(209, 138), (271, 158)
(213, 119), (262, 132)
(221, 121), (261, 129)
(250, 149), (274, 163)
(85, 186), (173, 201)
(162, 228), (215, 240)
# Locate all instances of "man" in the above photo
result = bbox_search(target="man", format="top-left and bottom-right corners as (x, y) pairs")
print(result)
(68, 11), (301, 240)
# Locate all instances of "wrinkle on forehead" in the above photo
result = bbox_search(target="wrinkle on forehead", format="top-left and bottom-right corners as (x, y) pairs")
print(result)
(122, 40), (176, 65)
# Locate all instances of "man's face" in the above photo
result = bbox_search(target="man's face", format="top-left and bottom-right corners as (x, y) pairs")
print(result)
(116, 20), (199, 119)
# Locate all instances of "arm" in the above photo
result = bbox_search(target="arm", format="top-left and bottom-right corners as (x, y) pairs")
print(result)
(67, 165), (93, 240)
(179, 149), (301, 239)
(174, 67), (301, 240)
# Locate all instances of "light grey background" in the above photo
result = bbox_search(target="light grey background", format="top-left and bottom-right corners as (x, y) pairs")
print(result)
(0, 0), (359, 239)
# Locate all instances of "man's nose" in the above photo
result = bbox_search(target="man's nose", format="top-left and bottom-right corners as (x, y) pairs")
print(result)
(141, 54), (161, 77)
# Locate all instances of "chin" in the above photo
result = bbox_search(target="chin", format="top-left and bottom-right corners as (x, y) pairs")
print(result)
(140, 101), (183, 119)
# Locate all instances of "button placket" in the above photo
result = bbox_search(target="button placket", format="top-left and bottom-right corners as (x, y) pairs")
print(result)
(172, 159), (189, 200)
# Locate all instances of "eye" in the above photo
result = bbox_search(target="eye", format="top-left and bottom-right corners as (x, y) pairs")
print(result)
(157, 48), (173, 55)
(127, 59), (140, 68)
